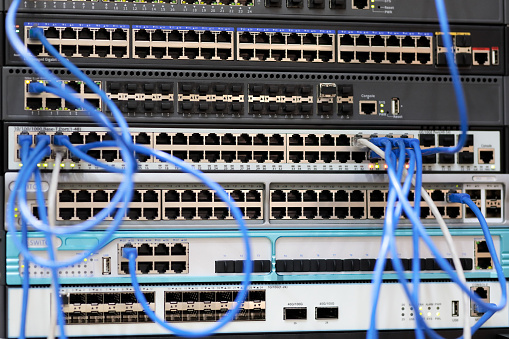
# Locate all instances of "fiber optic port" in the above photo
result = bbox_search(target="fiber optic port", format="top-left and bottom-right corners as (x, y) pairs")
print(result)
(359, 100), (377, 115)
(316, 307), (338, 319)
(284, 307), (307, 320)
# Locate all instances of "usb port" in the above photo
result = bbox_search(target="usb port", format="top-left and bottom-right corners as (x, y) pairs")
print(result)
(102, 257), (111, 275)
(452, 300), (459, 317)
(391, 97), (400, 115)
(491, 48), (499, 65)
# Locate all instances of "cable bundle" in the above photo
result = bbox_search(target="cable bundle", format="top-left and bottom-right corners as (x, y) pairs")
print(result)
(6, 0), (252, 338)
(5, 0), (507, 337)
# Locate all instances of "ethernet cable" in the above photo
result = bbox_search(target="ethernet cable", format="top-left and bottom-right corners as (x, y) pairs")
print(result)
(421, 0), (469, 156)
(360, 138), (471, 339)
(360, 138), (506, 339)
(7, 2), (253, 336)
(47, 151), (64, 339)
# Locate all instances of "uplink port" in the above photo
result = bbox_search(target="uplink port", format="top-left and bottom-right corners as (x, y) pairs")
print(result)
(478, 149), (494, 164)
(316, 307), (339, 319)
(476, 257), (492, 270)
(359, 101), (377, 115)
(284, 307), (307, 320)
(476, 240), (489, 253)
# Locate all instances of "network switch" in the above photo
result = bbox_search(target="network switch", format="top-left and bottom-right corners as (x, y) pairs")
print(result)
(8, 16), (505, 75)
(4, 173), (507, 231)
(6, 281), (509, 337)
(4, 67), (504, 125)
(7, 0), (504, 24)
(6, 229), (507, 285)
(6, 126), (503, 172)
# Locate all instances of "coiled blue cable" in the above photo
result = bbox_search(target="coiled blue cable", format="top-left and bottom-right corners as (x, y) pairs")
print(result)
(374, 141), (506, 339)
(6, 2), (253, 336)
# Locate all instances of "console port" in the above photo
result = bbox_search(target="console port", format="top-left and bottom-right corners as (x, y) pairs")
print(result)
(284, 307), (307, 320)
(470, 287), (490, 317)
(478, 149), (494, 164)
(351, 0), (368, 9)
(359, 101), (377, 115)
(316, 307), (338, 319)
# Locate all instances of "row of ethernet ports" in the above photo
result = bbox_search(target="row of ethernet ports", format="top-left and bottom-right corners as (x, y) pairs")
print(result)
(238, 32), (333, 46)
(59, 189), (261, 203)
(134, 29), (232, 43)
(55, 206), (262, 221)
(134, 47), (232, 60)
(27, 44), (128, 58)
(338, 34), (431, 48)
(270, 206), (462, 220)
(339, 51), (432, 64)
(36, 26), (128, 41)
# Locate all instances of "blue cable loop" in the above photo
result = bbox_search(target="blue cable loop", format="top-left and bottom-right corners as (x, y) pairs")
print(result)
(7, 3), (253, 335)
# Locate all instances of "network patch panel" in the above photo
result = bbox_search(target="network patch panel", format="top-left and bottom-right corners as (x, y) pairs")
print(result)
(5, 230), (507, 285)
(9, 15), (505, 75)
(7, 0), (504, 24)
(6, 126), (503, 172)
(4, 67), (504, 125)
(4, 172), (506, 231)
(6, 281), (509, 337)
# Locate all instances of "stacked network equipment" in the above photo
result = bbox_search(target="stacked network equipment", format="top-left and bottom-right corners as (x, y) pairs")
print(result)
(2, 0), (509, 338)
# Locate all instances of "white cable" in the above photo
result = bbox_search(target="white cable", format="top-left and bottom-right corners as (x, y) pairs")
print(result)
(357, 138), (471, 339)
(47, 151), (63, 339)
